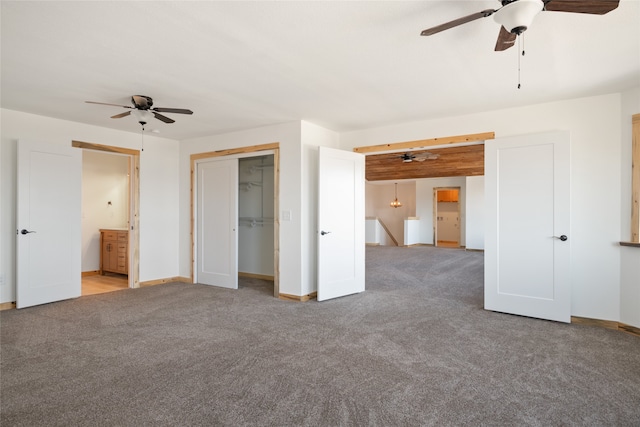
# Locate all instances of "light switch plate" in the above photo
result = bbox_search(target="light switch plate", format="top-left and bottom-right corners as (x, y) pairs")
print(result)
(282, 210), (292, 221)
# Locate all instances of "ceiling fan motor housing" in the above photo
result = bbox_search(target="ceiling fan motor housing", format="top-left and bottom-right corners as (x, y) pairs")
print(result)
(132, 95), (153, 110)
(494, 0), (543, 34)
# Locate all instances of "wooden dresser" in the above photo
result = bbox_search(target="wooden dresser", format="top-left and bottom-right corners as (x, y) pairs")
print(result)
(100, 229), (128, 275)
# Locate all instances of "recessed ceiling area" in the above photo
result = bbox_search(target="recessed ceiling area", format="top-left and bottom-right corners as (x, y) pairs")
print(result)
(1, 1), (638, 140)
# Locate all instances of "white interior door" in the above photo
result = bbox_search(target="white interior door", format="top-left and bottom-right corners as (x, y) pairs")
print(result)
(317, 147), (365, 301)
(17, 140), (82, 308)
(485, 131), (571, 323)
(196, 158), (238, 289)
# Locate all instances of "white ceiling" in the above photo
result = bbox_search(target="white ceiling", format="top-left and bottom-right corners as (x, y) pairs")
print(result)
(2, 1), (639, 141)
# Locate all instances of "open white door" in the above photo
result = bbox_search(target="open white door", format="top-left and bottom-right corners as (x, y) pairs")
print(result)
(196, 158), (238, 289)
(17, 140), (82, 308)
(317, 147), (365, 301)
(485, 131), (571, 323)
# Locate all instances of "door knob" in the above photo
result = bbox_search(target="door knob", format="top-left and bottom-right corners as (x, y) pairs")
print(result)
(320, 231), (331, 236)
(20, 229), (36, 235)
(554, 235), (568, 241)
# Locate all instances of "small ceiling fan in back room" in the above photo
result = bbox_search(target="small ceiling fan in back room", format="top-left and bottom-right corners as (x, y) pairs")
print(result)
(86, 95), (193, 127)
(400, 152), (440, 163)
(420, 0), (619, 51)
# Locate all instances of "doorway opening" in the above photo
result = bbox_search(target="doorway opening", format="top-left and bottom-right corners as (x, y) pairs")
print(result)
(191, 143), (280, 297)
(72, 141), (140, 295)
(238, 155), (275, 295)
(434, 187), (460, 248)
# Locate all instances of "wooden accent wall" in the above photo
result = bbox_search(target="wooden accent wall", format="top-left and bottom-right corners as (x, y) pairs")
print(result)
(365, 144), (484, 181)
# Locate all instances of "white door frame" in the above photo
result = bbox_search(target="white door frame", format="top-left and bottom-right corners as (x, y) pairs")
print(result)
(191, 143), (280, 297)
(72, 141), (140, 289)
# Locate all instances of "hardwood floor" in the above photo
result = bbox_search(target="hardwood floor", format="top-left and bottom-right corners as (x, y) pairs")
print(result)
(436, 240), (460, 248)
(82, 273), (128, 296)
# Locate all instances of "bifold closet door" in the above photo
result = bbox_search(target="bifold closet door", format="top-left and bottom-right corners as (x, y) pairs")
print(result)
(196, 158), (238, 289)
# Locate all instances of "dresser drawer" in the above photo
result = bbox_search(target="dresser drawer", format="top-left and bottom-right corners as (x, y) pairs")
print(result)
(118, 232), (128, 241)
(103, 231), (118, 241)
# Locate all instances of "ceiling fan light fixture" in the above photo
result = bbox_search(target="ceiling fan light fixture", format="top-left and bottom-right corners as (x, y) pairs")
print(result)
(494, 0), (543, 34)
(131, 109), (153, 125)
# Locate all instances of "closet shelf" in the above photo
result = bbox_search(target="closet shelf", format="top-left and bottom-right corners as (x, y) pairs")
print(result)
(239, 181), (263, 191)
(239, 217), (274, 228)
(247, 164), (274, 174)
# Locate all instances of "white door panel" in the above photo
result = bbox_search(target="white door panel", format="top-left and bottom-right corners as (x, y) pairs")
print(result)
(196, 159), (238, 289)
(317, 147), (365, 301)
(17, 140), (82, 308)
(485, 131), (571, 322)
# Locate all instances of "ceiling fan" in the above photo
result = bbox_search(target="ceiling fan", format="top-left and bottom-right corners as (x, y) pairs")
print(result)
(420, 0), (620, 51)
(86, 95), (193, 125)
(400, 152), (440, 163)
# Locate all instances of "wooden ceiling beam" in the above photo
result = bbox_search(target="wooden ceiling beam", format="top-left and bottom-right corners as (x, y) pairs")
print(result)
(365, 144), (484, 181)
(353, 131), (495, 154)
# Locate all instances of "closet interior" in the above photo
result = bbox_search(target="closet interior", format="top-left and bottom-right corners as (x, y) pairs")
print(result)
(238, 155), (275, 280)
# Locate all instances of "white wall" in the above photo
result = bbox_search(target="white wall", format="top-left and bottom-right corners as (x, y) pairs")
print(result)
(0, 109), (181, 303)
(81, 150), (129, 272)
(0, 111), (5, 293)
(365, 182), (415, 246)
(404, 218), (421, 246)
(620, 87), (640, 328)
(137, 137), (180, 282)
(465, 176), (485, 250)
(365, 218), (393, 246)
(340, 93), (625, 322)
(365, 219), (378, 245)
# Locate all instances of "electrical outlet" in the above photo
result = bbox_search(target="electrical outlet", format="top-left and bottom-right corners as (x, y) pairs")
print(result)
(0, 273), (5, 285)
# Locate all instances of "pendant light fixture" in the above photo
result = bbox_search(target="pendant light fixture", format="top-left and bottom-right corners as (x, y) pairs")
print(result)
(390, 183), (402, 208)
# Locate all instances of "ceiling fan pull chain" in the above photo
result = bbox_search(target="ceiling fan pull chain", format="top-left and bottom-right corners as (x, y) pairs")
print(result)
(517, 35), (521, 89)
(140, 125), (145, 152)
